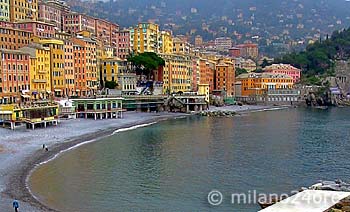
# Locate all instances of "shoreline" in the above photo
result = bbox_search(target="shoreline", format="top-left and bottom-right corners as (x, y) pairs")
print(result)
(0, 106), (285, 211)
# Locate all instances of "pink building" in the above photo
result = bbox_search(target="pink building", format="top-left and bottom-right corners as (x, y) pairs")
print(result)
(64, 13), (96, 35)
(14, 21), (56, 38)
(264, 64), (301, 83)
(117, 30), (130, 59)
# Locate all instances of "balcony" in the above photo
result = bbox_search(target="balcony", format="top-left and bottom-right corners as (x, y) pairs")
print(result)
(32, 79), (47, 83)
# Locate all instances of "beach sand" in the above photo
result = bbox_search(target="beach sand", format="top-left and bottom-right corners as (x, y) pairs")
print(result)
(0, 106), (277, 211)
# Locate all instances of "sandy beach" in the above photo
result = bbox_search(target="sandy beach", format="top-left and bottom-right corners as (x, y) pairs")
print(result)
(0, 105), (279, 211)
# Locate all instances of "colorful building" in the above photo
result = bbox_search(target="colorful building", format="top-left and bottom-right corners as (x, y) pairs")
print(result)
(160, 53), (192, 94)
(63, 39), (75, 96)
(100, 58), (127, 85)
(0, 49), (30, 104)
(0, 26), (32, 50)
(10, 0), (38, 22)
(94, 18), (119, 48)
(264, 64), (301, 83)
(159, 31), (173, 54)
(215, 61), (235, 96)
(235, 43), (259, 59)
(130, 22), (159, 53)
(36, 38), (66, 97)
(214, 37), (233, 51)
(15, 21), (56, 38)
(64, 12), (96, 35)
(38, 0), (70, 31)
(194, 35), (203, 48)
(71, 35), (97, 97)
(117, 29), (130, 59)
(0, 0), (9, 21)
(173, 37), (192, 55)
(20, 44), (51, 100)
(235, 72), (294, 97)
(199, 59), (215, 93)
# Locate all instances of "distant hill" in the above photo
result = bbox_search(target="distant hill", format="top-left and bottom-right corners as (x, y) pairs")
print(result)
(67, 0), (350, 54)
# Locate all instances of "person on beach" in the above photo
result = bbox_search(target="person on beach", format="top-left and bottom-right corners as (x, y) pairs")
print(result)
(12, 200), (19, 212)
(42, 144), (45, 149)
(45, 147), (48, 151)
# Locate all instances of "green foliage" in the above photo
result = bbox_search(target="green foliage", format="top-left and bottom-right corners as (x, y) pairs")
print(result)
(254, 68), (264, 73)
(260, 58), (270, 68)
(275, 28), (350, 85)
(127, 52), (165, 79)
(235, 68), (248, 76)
(105, 81), (117, 89)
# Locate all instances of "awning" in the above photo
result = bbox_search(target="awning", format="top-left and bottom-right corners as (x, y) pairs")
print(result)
(54, 89), (62, 92)
(75, 89), (80, 92)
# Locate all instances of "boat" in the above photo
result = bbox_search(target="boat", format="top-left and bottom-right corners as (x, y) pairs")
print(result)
(314, 106), (328, 110)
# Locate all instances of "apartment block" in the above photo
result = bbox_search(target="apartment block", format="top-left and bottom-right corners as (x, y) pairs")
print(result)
(15, 20), (56, 38)
(0, 49), (30, 104)
(160, 53), (192, 94)
(0, 0), (9, 21)
(215, 61), (235, 96)
(117, 29), (130, 59)
(71, 35), (97, 97)
(159, 31), (173, 54)
(0, 26), (32, 50)
(10, 0), (38, 22)
(38, 0), (70, 31)
(20, 44), (51, 100)
(130, 23), (159, 53)
(64, 12), (96, 35)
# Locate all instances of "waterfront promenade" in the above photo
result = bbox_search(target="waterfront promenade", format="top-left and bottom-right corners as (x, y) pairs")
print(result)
(0, 105), (271, 211)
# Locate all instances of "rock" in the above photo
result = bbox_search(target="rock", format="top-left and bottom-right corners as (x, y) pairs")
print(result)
(342, 206), (350, 212)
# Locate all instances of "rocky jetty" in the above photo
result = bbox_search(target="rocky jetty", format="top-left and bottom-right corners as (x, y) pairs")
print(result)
(199, 110), (237, 117)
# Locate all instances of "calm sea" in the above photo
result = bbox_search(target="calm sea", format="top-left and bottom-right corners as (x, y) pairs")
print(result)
(29, 108), (350, 212)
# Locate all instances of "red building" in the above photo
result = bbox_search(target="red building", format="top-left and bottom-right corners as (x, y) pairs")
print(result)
(264, 64), (301, 83)
(229, 47), (241, 58)
(0, 49), (31, 104)
(38, 0), (70, 31)
(235, 43), (259, 59)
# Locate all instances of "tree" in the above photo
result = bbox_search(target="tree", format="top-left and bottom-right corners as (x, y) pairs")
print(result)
(261, 58), (270, 68)
(127, 52), (165, 80)
(235, 68), (248, 76)
(105, 81), (117, 89)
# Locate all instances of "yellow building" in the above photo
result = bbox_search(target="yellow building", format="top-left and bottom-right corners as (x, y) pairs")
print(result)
(173, 37), (193, 55)
(198, 83), (210, 103)
(130, 23), (159, 53)
(20, 44), (51, 100)
(235, 72), (293, 97)
(159, 31), (173, 54)
(35, 38), (66, 97)
(0, 0), (9, 21)
(10, 0), (38, 22)
(160, 53), (192, 94)
(100, 58), (127, 84)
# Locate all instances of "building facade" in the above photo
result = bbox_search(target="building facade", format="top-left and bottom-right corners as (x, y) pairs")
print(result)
(130, 23), (159, 53)
(235, 43), (259, 59)
(38, 0), (70, 31)
(0, 0), (9, 21)
(117, 29), (130, 59)
(10, 0), (38, 22)
(264, 64), (301, 83)
(215, 61), (235, 96)
(0, 26), (32, 50)
(235, 72), (294, 97)
(160, 53), (192, 94)
(20, 44), (51, 100)
(64, 13), (96, 35)
(214, 37), (233, 51)
(0, 49), (30, 104)
(159, 31), (173, 54)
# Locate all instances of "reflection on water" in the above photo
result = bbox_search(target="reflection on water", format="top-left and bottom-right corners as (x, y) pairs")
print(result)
(30, 108), (350, 212)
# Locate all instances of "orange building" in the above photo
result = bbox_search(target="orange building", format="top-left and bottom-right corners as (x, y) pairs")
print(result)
(0, 49), (31, 104)
(71, 35), (97, 97)
(0, 26), (33, 50)
(264, 64), (301, 83)
(215, 61), (235, 96)
(236, 73), (293, 97)
(199, 59), (215, 93)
